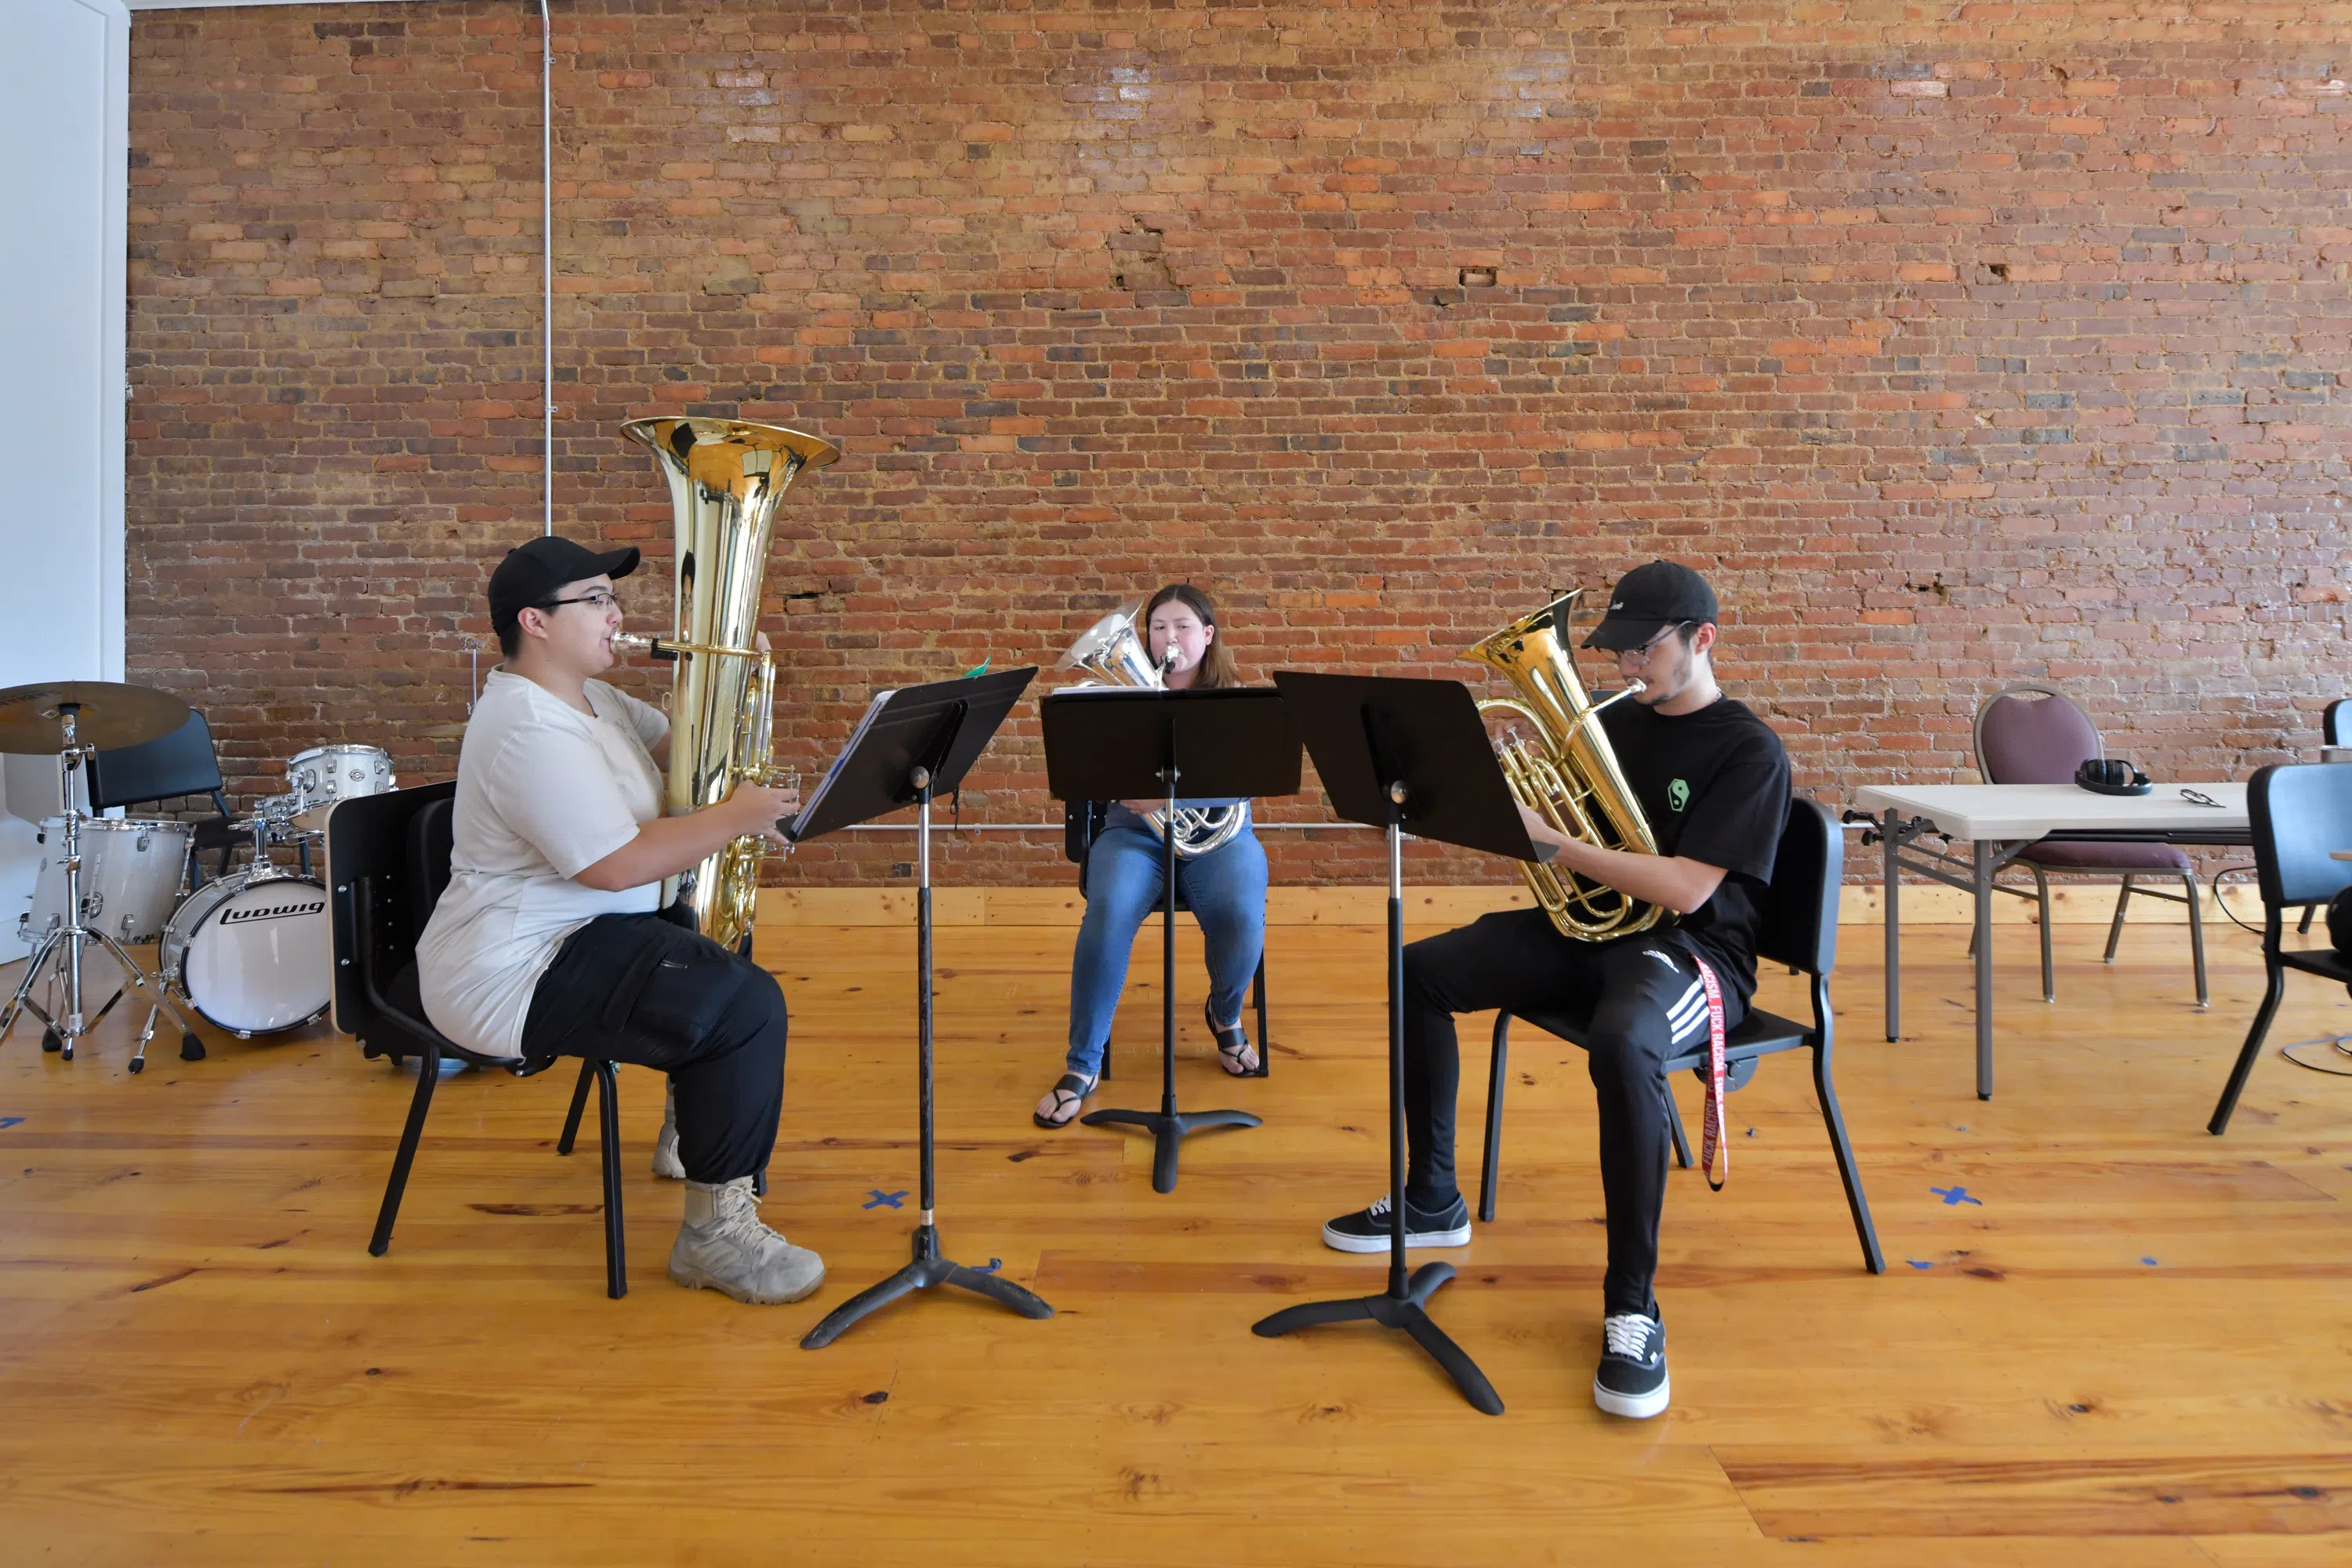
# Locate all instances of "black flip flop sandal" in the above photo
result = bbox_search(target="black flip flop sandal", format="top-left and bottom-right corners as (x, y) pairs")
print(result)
(1206, 999), (1260, 1076)
(1033, 1072), (1098, 1128)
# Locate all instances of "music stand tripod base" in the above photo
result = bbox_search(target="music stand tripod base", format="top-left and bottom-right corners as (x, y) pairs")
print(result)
(800, 1220), (1053, 1350)
(1253, 1260), (1502, 1417)
(1080, 1102), (1261, 1196)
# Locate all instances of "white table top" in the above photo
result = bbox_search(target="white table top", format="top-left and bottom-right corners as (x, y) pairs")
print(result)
(1849, 781), (2249, 840)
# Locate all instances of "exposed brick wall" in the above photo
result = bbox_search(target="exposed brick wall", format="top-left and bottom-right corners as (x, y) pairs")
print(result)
(125, 1), (2352, 886)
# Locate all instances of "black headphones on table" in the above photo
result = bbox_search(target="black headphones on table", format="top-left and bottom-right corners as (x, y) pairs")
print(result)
(2074, 757), (2153, 797)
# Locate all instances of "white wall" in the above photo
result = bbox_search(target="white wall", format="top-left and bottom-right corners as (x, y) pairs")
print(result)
(0, 0), (129, 931)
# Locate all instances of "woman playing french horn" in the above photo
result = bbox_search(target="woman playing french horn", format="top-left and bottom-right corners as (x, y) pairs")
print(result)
(1034, 585), (1270, 1129)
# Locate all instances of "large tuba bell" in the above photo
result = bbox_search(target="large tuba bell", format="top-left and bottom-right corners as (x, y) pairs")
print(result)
(615, 416), (840, 952)
(1054, 601), (1247, 858)
(1465, 590), (1666, 941)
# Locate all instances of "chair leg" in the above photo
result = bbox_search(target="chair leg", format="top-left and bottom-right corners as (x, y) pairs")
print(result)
(2298, 903), (2317, 935)
(1812, 1044), (1885, 1273)
(2033, 866), (2054, 1002)
(1248, 953), (1269, 1080)
(2209, 959), (2287, 1135)
(557, 1058), (595, 1155)
(369, 1044), (443, 1258)
(594, 1059), (627, 1299)
(2183, 872), (2208, 1009)
(1479, 1014), (1509, 1224)
(2103, 875), (2133, 964)
(1665, 1083), (1693, 1171)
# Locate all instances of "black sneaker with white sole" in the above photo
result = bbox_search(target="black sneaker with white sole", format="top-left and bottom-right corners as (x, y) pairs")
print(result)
(1320, 1192), (1472, 1254)
(1593, 1312), (1669, 1418)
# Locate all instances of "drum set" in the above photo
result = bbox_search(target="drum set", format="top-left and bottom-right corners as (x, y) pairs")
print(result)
(2, 681), (397, 1072)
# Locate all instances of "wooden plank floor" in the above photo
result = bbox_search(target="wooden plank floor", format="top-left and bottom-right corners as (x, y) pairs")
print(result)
(2, 916), (2348, 1564)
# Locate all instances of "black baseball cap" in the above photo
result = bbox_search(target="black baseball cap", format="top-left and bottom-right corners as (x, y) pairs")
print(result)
(488, 534), (642, 641)
(1582, 560), (1719, 651)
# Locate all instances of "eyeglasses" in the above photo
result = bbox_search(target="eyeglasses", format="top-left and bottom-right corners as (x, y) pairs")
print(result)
(1618, 622), (1690, 661)
(535, 590), (618, 613)
(2180, 788), (2223, 808)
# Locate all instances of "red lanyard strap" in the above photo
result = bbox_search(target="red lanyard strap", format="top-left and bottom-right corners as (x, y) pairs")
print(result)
(1693, 956), (1729, 1192)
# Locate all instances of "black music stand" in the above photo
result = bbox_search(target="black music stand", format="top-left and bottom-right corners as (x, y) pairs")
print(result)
(1250, 672), (1536, 1417)
(797, 667), (1048, 1349)
(1040, 687), (1301, 1193)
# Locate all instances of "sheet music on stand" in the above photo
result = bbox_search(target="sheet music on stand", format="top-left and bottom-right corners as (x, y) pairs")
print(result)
(787, 687), (893, 840)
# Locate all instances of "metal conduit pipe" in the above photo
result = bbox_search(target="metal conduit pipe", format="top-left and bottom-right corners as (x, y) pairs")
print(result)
(537, 0), (554, 535)
(818, 822), (1375, 833)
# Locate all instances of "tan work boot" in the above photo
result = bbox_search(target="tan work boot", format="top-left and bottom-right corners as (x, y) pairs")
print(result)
(651, 1081), (684, 1180)
(669, 1177), (825, 1304)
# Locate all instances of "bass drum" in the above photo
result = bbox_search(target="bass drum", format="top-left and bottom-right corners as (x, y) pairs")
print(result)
(160, 869), (331, 1038)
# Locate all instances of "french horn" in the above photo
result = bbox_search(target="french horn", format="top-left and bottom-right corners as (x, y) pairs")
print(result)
(1054, 601), (1247, 858)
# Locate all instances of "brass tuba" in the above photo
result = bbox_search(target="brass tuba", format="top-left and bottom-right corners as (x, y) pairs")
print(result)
(1465, 590), (1665, 941)
(615, 416), (840, 952)
(1054, 601), (1247, 858)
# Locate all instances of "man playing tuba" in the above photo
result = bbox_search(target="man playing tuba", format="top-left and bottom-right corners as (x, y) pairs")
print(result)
(417, 535), (823, 1306)
(1312, 561), (1791, 1420)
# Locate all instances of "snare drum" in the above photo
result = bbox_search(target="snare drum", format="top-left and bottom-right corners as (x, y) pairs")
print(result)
(286, 745), (394, 811)
(158, 868), (331, 1037)
(23, 816), (194, 946)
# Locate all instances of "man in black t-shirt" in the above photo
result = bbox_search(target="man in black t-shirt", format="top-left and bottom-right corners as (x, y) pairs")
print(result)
(1318, 561), (1791, 1421)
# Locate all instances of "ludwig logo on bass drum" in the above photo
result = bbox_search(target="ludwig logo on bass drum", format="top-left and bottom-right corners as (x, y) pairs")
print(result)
(220, 898), (325, 925)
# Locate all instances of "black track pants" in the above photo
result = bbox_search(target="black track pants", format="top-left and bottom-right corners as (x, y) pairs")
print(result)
(1399, 909), (1743, 1316)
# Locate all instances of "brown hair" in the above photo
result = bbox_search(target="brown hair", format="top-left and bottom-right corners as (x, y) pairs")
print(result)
(1142, 583), (1238, 689)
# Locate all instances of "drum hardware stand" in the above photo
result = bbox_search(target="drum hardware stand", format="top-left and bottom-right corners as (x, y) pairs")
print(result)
(0, 705), (201, 1073)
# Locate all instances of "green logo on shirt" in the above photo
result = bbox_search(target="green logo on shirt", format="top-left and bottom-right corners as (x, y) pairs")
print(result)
(1668, 779), (1690, 812)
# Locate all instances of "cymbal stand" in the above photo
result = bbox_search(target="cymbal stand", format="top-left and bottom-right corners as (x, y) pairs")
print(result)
(0, 705), (201, 1070)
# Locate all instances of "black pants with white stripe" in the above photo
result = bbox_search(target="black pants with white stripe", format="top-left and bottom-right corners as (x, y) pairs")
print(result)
(1399, 909), (1745, 1317)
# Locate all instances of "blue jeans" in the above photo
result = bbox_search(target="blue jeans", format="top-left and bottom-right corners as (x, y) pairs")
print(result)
(1065, 822), (1268, 1080)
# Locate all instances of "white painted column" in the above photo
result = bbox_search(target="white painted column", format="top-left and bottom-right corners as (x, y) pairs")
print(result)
(0, 0), (130, 931)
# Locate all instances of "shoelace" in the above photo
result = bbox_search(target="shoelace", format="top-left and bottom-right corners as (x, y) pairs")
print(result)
(712, 1190), (786, 1250)
(1602, 1314), (1657, 1359)
(1365, 1194), (1392, 1220)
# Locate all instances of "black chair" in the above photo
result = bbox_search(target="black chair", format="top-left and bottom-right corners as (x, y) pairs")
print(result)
(327, 782), (629, 1299)
(1065, 799), (1269, 1080)
(1475, 797), (1884, 1274)
(85, 710), (239, 882)
(2209, 764), (2352, 1134)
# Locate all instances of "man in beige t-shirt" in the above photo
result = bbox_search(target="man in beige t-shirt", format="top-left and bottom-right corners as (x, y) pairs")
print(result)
(417, 534), (822, 1307)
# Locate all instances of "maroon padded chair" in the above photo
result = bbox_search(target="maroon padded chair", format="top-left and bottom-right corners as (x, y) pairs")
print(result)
(1972, 684), (2207, 1007)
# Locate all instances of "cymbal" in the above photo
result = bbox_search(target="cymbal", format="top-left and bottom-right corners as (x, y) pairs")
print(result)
(0, 681), (191, 755)
(419, 721), (470, 739)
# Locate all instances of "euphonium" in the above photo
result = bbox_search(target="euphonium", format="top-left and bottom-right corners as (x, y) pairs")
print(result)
(615, 416), (840, 951)
(1054, 601), (1247, 858)
(1465, 590), (1665, 941)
